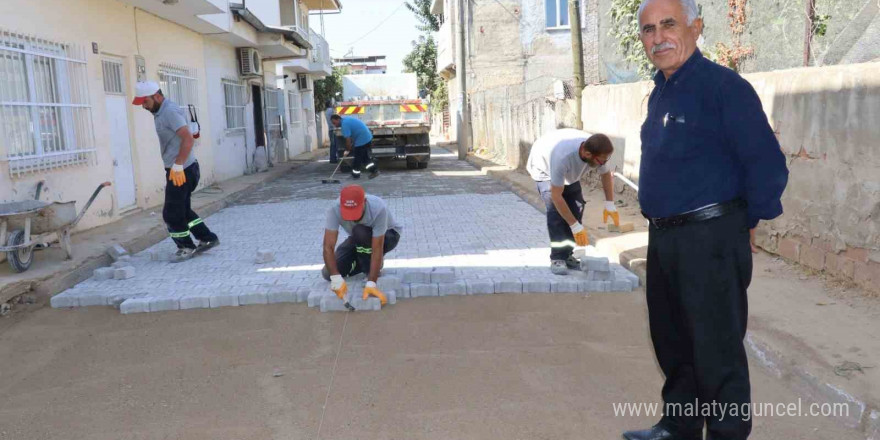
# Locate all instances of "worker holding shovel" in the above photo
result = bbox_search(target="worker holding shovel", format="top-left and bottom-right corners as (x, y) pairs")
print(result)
(321, 185), (402, 306)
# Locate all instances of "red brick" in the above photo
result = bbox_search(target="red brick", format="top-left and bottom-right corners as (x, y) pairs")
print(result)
(778, 238), (801, 262)
(854, 261), (880, 291)
(813, 239), (834, 252)
(838, 257), (856, 279)
(843, 247), (869, 263)
(824, 252), (840, 274)
(800, 246), (826, 271)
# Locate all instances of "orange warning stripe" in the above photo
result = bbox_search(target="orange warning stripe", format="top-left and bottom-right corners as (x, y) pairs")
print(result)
(399, 104), (428, 113)
(335, 106), (364, 115)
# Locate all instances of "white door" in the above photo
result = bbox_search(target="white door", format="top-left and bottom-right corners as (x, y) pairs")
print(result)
(102, 58), (137, 210)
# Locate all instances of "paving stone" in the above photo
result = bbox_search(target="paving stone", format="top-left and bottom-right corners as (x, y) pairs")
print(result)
(93, 267), (115, 281)
(551, 279), (581, 293)
(239, 290), (269, 305)
(209, 292), (240, 308)
(111, 260), (130, 269)
(438, 281), (467, 296)
(611, 264), (641, 288)
(180, 294), (212, 310)
(494, 279), (523, 294)
(409, 283), (439, 298)
(320, 296), (350, 312)
(149, 296), (180, 312)
(522, 279), (551, 293)
(401, 269), (431, 284)
(608, 223), (635, 233)
(609, 279), (633, 292)
(431, 268), (456, 283)
(120, 298), (150, 314)
(349, 296), (382, 311)
(267, 286), (298, 304)
(396, 284), (411, 298)
(114, 266), (136, 280)
(580, 257), (610, 273)
(150, 250), (172, 261)
(386, 290), (398, 305)
(255, 250), (275, 264)
(579, 280), (607, 292)
(108, 293), (144, 307)
(377, 276), (402, 291)
(466, 280), (495, 295)
(294, 288), (312, 303)
(50, 293), (78, 308)
(587, 270), (611, 281)
(106, 244), (128, 261)
(78, 292), (109, 307)
(308, 290), (334, 307)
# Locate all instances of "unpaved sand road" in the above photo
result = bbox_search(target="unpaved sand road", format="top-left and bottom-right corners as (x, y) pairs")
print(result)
(0, 294), (860, 440)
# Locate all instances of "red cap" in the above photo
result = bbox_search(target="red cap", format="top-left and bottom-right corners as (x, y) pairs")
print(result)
(340, 184), (365, 221)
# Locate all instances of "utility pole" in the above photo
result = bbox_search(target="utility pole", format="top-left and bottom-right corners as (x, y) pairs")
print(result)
(455, 0), (470, 159)
(569, 0), (584, 130)
(802, 0), (816, 66)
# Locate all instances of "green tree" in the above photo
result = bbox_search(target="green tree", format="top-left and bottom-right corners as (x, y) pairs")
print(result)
(313, 66), (347, 111)
(402, 35), (446, 111)
(608, 0), (655, 80)
(405, 0), (440, 32)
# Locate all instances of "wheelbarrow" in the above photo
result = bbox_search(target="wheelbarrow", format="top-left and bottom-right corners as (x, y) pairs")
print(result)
(0, 182), (111, 273)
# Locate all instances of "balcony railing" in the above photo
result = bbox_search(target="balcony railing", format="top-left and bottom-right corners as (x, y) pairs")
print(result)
(436, 20), (454, 74)
(309, 29), (331, 74)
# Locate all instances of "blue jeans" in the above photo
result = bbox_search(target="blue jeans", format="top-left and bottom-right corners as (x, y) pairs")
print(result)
(329, 131), (338, 162)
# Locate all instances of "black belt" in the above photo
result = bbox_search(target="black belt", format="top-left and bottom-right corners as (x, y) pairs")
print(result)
(642, 199), (746, 229)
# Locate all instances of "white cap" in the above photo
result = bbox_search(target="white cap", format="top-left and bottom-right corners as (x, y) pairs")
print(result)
(132, 81), (160, 105)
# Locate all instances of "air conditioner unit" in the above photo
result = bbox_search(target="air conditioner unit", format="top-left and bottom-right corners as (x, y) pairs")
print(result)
(238, 48), (262, 76)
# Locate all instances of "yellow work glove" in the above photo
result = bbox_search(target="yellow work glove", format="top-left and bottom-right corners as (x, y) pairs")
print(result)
(329, 274), (347, 300)
(363, 281), (387, 305)
(570, 222), (589, 247)
(603, 201), (620, 227)
(169, 164), (186, 187)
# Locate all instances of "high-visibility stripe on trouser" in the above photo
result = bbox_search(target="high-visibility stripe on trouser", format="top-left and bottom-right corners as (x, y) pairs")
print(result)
(188, 218), (204, 229)
(550, 240), (577, 248)
(352, 169), (361, 174)
(170, 231), (191, 238)
(356, 246), (372, 254)
(364, 162), (376, 170)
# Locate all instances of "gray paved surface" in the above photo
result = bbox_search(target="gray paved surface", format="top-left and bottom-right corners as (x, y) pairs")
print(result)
(50, 148), (637, 313)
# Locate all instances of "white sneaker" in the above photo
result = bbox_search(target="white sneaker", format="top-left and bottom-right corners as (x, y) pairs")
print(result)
(550, 260), (568, 275)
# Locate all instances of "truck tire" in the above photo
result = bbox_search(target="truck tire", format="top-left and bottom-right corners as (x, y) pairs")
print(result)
(406, 159), (419, 170)
(417, 161), (429, 169)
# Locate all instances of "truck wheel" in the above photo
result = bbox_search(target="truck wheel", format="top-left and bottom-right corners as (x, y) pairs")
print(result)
(406, 159), (419, 170)
(7, 229), (34, 273)
(417, 161), (429, 169)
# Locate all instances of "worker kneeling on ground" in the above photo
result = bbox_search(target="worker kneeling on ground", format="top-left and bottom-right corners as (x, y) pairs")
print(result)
(526, 129), (616, 275)
(329, 114), (379, 179)
(322, 185), (402, 304)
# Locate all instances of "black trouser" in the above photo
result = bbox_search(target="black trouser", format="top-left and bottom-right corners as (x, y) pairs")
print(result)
(351, 141), (376, 177)
(163, 162), (218, 249)
(647, 207), (753, 440)
(536, 180), (584, 261)
(325, 225), (400, 279)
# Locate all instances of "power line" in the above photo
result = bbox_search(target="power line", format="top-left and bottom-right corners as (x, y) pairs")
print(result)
(343, 1), (408, 47)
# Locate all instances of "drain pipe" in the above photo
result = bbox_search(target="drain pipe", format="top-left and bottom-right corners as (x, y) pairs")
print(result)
(613, 172), (639, 192)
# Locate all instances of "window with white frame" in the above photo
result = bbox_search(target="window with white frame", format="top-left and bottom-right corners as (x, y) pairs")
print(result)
(158, 63), (199, 132)
(222, 79), (245, 133)
(287, 90), (301, 128)
(0, 29), (96, 176)
(545, 0), (585, 29)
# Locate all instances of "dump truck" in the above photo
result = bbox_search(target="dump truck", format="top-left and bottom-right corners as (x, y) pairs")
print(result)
(334, 73), (431, 169)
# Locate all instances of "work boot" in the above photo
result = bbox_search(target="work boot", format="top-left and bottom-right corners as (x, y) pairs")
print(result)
(622, 425), (700, 440)
(565, 255), (580, 270)
(351, 172), (361, 179)
(368, 168), (380, 179)
(170, 247), (196, 263)
(550, 260), (568, 275)
(195, 238), (220, 254)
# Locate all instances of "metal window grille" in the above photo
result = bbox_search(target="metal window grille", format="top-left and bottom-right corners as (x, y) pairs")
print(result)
(222, 79), (245, 132)
(264, 87), (282, 141)
(287, 90), (301, 128)
(101, 60), (124, 95)
(0, 29), (96, 177)
(158, 63), (198, 115)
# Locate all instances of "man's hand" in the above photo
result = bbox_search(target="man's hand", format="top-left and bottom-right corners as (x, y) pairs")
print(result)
(169, 164), (186, 187)
(330, 274), (347, 300)
(603, 201), (620, 226)
(570, 222), (589, 247)
(749, 228), (758, 254)
(363, 281), (387, 305)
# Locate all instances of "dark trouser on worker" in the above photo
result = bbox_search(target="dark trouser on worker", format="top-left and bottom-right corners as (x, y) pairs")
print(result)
(322, 224), (400, 280)
(350, 141), (379, 179)
(163, 162), (219, 262)
(625, 203), (752, 440)
(329, 131), (338, 163)
(537, 180), (584, 274)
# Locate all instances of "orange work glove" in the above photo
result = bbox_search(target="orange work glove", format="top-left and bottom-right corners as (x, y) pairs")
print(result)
(169, 164), (186, 187)
(329, 275), (347, 300)
(363, 281), (387, 305)
(603, 201), (620, 226)
(570, 222), (589, 247)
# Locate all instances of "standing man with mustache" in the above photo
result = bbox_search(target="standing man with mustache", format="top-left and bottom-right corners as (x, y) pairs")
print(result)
(133, 81), (220, 263)
(622, 1), (788, 439)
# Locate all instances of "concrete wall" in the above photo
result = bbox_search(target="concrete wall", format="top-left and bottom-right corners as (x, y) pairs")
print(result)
(578, 62), (880, 292)
(0, 0), (212, 230)
(204, 38), (250, 181)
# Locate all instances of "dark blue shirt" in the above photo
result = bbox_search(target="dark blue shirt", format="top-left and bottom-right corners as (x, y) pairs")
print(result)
(638, 50), (789, 228)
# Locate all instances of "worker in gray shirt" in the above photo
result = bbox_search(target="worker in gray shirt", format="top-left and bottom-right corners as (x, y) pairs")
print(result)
(526, 129), (616, 274)
(132, 81), (219, 262)
(322, 185), (402, 305)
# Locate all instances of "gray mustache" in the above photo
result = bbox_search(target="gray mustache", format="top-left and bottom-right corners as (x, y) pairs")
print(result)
(652, 42), (676, 54)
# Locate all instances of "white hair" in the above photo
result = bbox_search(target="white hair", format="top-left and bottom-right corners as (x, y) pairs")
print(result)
(637, 0), (699, 27)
